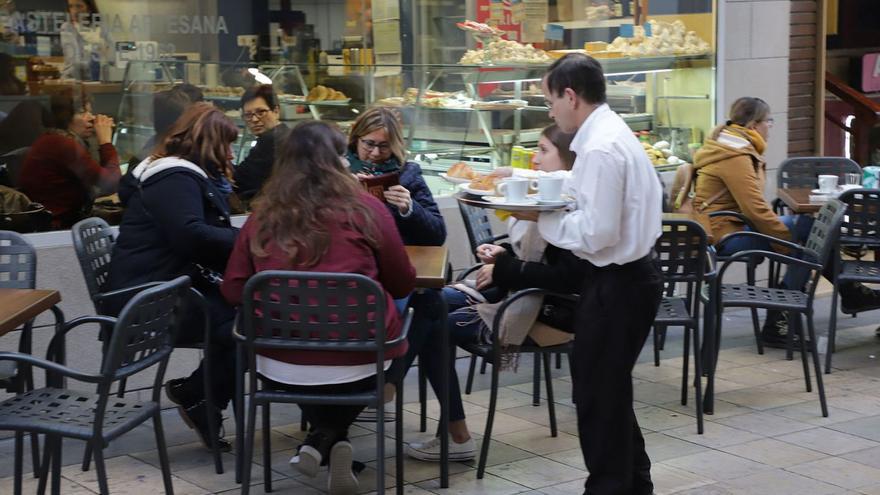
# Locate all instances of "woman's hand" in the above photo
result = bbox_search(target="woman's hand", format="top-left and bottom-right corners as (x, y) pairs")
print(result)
(476, 243), (506, 264)
(476, 264), (495, 290)
(94, 115), (114, 145)
(384, 185), (412, 215)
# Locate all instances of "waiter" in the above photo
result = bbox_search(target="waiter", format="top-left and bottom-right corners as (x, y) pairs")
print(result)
(516, 53), (663, 494)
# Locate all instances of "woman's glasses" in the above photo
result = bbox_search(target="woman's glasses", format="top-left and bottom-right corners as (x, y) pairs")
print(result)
(360, 138), (391, 152)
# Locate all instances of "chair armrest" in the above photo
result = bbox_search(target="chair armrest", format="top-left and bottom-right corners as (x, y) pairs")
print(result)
(456, 263), (484, 282)
(0, 351), (103, 386)
(717, 230), (805, 254)
(718, 249), (822, 283)
(94, 281), (165, 305)
(385, 307), (414, 348)
(709, 211), (757, 231)
(490, 234), (509, 244)
(490, 288), (579, 335)
(46, 315), (117, 363)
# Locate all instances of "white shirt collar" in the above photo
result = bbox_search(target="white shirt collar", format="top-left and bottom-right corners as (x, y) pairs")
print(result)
(570, 103), (611, 152)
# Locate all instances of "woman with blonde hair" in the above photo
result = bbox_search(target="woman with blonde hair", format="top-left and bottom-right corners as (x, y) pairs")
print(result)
(107, 102), (240, 450)
(694, 96), (880, 344)
(347, 106), (446, 245)
(222, 121), (416, 493)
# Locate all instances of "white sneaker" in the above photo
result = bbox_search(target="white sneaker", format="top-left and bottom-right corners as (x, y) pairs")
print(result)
(328, 441), (359, 495)
(289, 445), (321, 478)
(405, 435), (476, 462)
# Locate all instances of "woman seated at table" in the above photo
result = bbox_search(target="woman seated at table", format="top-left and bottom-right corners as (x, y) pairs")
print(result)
(106, 102), (239, 450)
(18, 87), (120, 229)
(406, 124), (580, 462)
(233, 84), (288, 201)
(221, 121), (416, 494)
(693, 96), (880, 344)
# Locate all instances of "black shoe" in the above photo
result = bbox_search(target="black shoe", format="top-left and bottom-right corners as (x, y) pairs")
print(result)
(761, 312), (811, 349)
(165, 384), (232, 452)
(840, 283), (880, 314)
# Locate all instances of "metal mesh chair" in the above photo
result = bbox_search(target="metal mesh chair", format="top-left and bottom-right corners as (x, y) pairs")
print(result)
(776, 157), (862, 191)
(704, 199), (847, 418)
(827, 189), (880, 373)
(458, 202), (509, 263)
(469, 288), (576, 479)
(0, 231), (65, 480)
(236, 271), (413, 495)
(71, 217), (226, 474)
(0, 276), (190, 495)
(651, 220), (712, 434)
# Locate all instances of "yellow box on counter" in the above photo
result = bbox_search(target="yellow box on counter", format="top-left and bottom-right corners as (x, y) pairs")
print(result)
(548, 49), (587, 59)
(592, 51), (625, 59)
(584, 41), (608, 53)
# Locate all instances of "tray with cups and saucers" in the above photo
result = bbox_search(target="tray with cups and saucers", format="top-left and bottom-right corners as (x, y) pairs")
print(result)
(455, 189), (576, 212)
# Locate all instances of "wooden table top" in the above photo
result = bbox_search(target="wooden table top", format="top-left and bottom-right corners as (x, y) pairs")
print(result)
(0, 288), (61, 336)
(778, 188), (822, 214)
(405, 246), (449, 289)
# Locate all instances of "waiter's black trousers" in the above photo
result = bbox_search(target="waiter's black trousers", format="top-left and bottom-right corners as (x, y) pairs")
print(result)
(571, 254), (663, 495)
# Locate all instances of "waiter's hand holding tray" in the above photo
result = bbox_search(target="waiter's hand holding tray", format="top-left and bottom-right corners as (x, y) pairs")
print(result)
(359, 171), (401, 203)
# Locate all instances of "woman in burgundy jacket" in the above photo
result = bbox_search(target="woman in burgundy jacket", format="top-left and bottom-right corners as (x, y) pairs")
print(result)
(19, 88), (120, 228)
(221, 121), (415, 494)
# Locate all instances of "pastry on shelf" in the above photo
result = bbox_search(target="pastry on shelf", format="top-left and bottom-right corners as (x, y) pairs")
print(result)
(375, 96), (406, 107)
(307, 85), (348, 102)
(459, 39), (553, 65)
(607, 20), (711, 58)
(471, 99), (527, 110)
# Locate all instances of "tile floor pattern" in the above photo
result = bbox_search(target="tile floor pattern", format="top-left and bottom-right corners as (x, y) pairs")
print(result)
(4, 302), (880, 494)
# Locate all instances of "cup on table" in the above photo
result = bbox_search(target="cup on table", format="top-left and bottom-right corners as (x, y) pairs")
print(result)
(530, 176), (565, 201)
(818, 174), (839, 194)
(496, 178), (529, 203)
(845, 173), (861, 186)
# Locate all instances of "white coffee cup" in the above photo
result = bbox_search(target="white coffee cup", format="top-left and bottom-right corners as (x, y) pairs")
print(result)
(818, 174), (839, 193)
(530, 176), (565, 201)
(496, 178), (529, 203)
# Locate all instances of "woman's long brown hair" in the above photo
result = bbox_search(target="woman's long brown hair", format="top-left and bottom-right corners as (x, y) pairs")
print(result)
(249, 121), (379, 265)
(152, 102), (238, 179)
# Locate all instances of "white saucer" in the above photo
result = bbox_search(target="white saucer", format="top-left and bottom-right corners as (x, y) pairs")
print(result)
(440, 173), (472, 184)
(484, 196), (538, 206)
(457, 183), (494, 196)
(528, 193), (574, 206)
(811, 188), (836, 194)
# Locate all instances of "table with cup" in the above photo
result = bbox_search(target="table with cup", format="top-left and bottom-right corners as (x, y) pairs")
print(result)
(777, 170), (868, 214)
(455, 174), (573, 212)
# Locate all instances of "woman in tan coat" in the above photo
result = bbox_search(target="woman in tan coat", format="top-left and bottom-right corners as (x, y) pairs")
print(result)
(693, 97), (880, 344)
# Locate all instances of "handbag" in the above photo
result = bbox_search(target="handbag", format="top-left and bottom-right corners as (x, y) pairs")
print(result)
(536, 294), (577, 333)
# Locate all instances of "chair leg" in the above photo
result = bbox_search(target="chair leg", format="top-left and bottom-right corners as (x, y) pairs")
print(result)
(116, 377), (128, 398)
(92, 443), (108, 495)
(555, 352), (562, 369)
(807, 314), (829, 417)
(418, 363), (427, 432)
(81, 443), (92, 472)
(14, 432), (22, 495)
(532, 354), (541, 406)
(235, 344), (245, 484)
(826, 280), (841, 374)
(240, 394), (259, 495)
(36, 435), (54, 495)
(376, 389), (386, 495)
(794, 313), (812, 393)
(396, 377), (405, 495)
(691, 326), (704, 435)
(263, 402), (272, 493)
(153, 412), (175, 495)
(477, 353), (500, 479)
(50, 437), (61, 495)
(681, 325), (690, 406)
(479, 356), (487, 375)
(542, 352), (557, 437)
(201, 348), (223, 475)
(658, 326), (667, 351)
(652, 326), (661, 367)
(29, 432), (40, 479)
(464, 355), (477, 395)
(751, 308), (764, 355)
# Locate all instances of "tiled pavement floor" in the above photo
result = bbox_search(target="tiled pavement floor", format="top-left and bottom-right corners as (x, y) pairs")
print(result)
(3, 291), (880, 494)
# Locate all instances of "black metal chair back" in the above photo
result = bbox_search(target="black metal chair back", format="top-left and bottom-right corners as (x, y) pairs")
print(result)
(777, 157), (861, 190)
(656, 220), (708, 285)
(837, 188), (880, 247)
(802, 199), (847, 295)
(459, 202), (500, 261)
(0, 230), (35, 289)
(71, 217), (115, 309)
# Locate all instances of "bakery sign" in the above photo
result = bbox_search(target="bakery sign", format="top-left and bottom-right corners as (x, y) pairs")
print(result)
(862, 53), (880, 93)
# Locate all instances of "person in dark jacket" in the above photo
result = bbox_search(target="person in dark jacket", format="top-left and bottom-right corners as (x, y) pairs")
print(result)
(137, 84), (204, 161)
(406, 124), (578, 462)
(222, 121), (416, 493)
(106, 102), (239, 451)
(233, 84), (288, 201)
(347, 106), (446, 246)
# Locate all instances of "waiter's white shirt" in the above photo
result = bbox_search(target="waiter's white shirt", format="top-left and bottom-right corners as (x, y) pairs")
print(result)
(538, 103), (662, 267)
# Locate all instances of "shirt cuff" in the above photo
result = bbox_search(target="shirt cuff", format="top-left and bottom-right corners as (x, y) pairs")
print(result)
(398, 205), (413, 218)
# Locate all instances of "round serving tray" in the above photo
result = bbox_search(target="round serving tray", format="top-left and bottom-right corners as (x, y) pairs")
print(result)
(454, 191), (574, 212)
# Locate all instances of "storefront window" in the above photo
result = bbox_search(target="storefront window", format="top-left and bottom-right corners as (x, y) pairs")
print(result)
(0, 0), (715, 233)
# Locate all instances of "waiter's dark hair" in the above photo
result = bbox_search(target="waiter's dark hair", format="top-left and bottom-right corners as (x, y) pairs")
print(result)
(69, 0), (100, 15)
(544, 53), (606, 104)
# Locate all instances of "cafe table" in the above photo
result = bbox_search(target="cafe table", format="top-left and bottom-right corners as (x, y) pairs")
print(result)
(404, 245), (451, 488)
(0, 288), (66, 376)
(777, 188), (823, 214)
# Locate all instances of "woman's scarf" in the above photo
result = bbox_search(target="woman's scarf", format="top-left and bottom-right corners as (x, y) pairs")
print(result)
(726, 124), (767, 155)
(345, 149), (401, 176)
